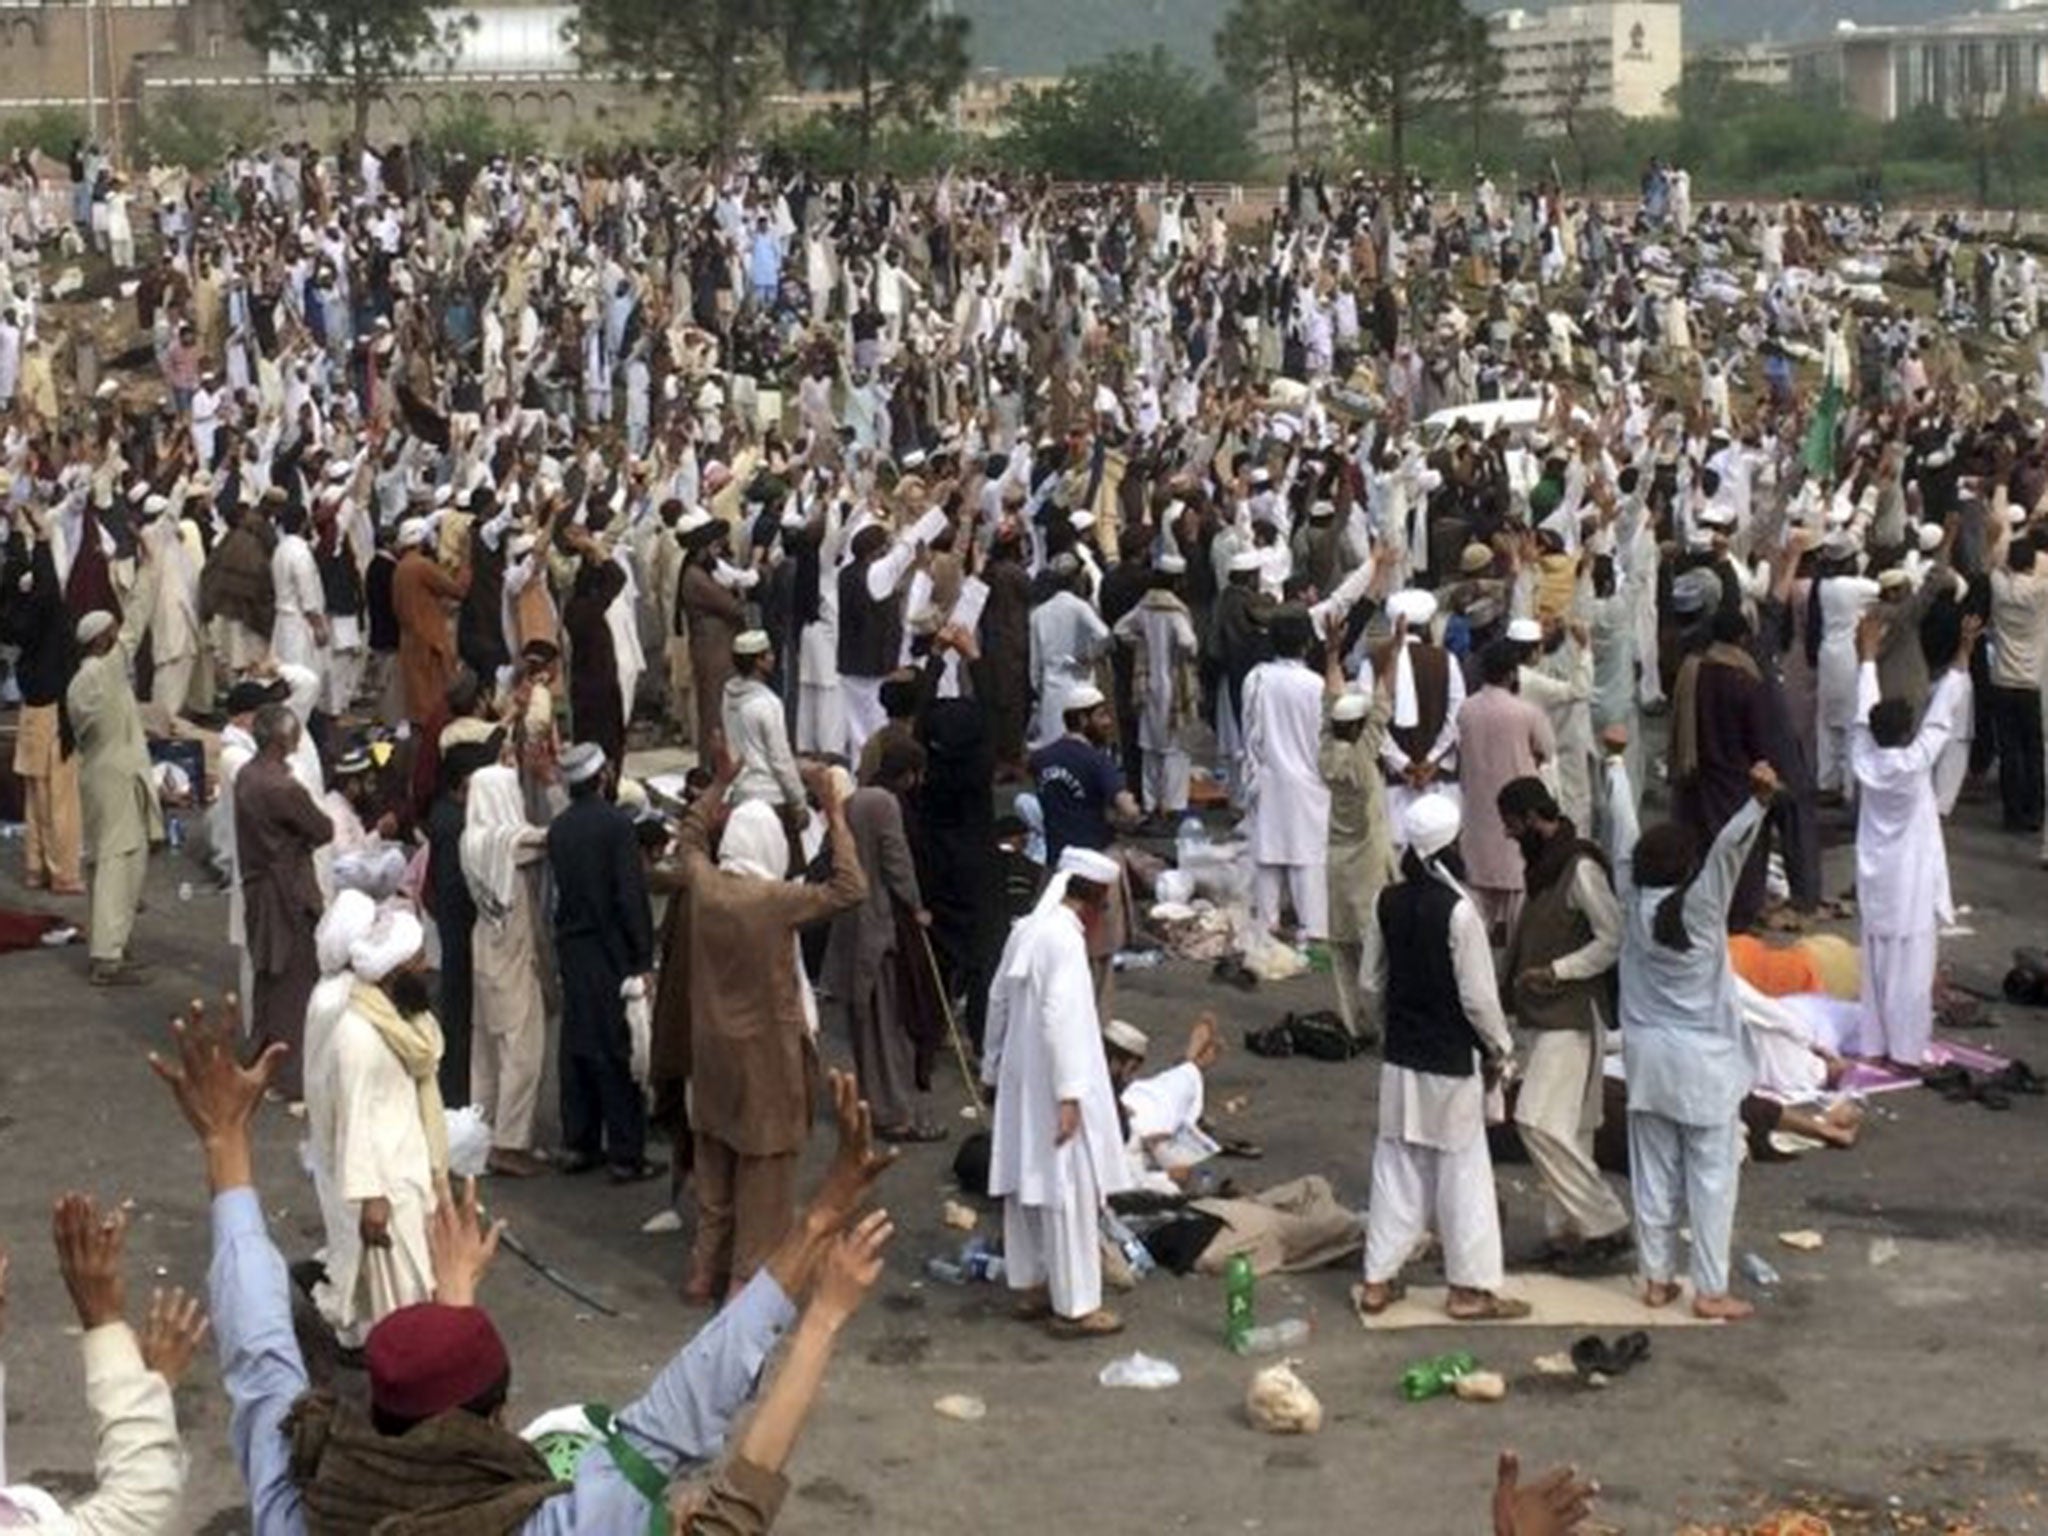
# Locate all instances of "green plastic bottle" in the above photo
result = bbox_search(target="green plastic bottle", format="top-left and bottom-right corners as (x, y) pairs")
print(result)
(1223, 1253), (1256, 1351)
(1400, 1350), (1479, 1401)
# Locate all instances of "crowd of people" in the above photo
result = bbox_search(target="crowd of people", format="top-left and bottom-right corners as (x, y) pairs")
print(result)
(2, 130), (2045, 1531)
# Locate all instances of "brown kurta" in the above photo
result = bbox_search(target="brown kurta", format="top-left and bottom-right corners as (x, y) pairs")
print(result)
(234, 755), (333, 1099)
(679, 562), (745, 754)
(392, 550), (470, 723)
(820, 787), (924, 1129)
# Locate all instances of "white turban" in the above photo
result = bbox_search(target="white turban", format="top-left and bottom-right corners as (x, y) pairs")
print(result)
(719, 799), (789, 881)
(316, 890), (378, 977)
(1384, 590), (1438, 730)
(1403, 793), (1462, 860)
(1057, 846), (1120, 886)
(350, 908), (425, 982)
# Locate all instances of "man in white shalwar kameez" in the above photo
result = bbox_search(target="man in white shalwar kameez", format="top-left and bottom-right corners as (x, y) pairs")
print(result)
(1354, 795), (1527, 1321)
(1241, 610), (1331, 937)
(269, 505), (329, 693)
(304, 902), (449, 1349)
(1850, 611), (1976, 1071)
(137, 496), (204, 733)
(1028, 562), (1112, 748)
(983, 846), (1133, 1338)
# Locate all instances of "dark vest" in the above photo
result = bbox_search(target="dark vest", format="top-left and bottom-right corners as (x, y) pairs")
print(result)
(836, 556), (901, 678)
(1387, 643), (1453, 774)
(1378, 877), (1481, 1078)
(1503, 844), (1615, 1032)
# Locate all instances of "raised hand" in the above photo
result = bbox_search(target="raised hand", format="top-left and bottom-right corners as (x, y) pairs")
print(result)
(429, 1177), (506, 1309)
(806, 1069), (895, 1242)
(1492, 1450), (1598, 1536)
(811, 1209), (894, 1327)
(148, 996), (284, 1147)
(138, 1288), (209, 1386)
(52, 1193), (127, 1331)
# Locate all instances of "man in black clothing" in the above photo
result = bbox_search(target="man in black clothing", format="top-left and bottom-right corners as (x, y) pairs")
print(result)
(548, 740), (660, 1183)
(0, 523), (82, 891)
(425, 729), (498, 1106)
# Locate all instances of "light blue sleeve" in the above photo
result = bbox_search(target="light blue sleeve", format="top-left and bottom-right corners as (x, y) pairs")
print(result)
(207, 1190), (308, 1536)
(523, 1271), (797, 1535)
(1604, 757), (1641, 893)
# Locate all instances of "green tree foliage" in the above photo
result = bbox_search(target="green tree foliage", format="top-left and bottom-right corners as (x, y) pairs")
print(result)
(576, 0), (779, 167)
(1003, 47), (1254, 182)
(418, 96), (540, 169)
(140, 89), (268, 170)
(239, 0), (460, 149)
(1213, 0), (1321, 159)
(794, 0), (972, 171)
(1308, 0), (1498, 183)
(1, 108), (88, 162)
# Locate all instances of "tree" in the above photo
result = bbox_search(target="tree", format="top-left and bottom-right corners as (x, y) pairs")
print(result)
(1003, 48), (1254, 182)
(140, 89), (267, 170)
(1548, 39), (1599, 189)
(1214, 0), (1321, 160)
(1308, 0), (1497, 183)
(795, 0), (971, 172)
(576, 0), (781, 167)
(239, 0), (460, 152)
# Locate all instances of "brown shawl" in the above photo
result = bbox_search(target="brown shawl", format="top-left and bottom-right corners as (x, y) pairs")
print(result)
(284, 1392), (567, 1536)
(1670, 641), (1762, 787)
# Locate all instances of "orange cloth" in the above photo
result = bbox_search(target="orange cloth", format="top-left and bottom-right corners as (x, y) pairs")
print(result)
(1728, 934), (1823, 998)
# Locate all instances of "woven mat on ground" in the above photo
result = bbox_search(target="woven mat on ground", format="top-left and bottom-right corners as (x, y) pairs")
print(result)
(1353, 1271), (1722, 1330)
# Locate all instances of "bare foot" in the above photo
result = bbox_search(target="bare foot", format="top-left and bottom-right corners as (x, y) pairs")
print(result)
(1642, 1280), (1681, 1309)
(1185, 1012), (1223, 1072)
(1692, 1293), (1756, 1321)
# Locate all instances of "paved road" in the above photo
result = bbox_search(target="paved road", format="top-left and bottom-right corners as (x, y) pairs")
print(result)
(0, 774), (2043, 1535)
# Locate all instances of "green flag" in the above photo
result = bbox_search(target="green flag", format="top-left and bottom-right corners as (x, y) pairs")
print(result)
(1802, 380), (1842, 481)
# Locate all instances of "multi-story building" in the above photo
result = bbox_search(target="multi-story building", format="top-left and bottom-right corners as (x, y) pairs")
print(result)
(1487, 1), (1683, 125)
(1784, 0), (2048, 121)
(1691, 39), (1795, 90)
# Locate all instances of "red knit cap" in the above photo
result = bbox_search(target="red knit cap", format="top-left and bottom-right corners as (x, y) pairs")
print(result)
(365, 1304), (511, 1421)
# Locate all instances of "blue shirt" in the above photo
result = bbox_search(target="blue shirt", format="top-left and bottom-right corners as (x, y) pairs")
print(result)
(1029, 735), (1122, 867)
(209, 1188), (795, 1534)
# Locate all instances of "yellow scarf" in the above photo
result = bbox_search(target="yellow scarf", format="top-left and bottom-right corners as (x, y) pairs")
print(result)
(348, 980), (451, 1178)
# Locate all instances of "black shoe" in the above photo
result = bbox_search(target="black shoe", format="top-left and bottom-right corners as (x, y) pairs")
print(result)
(609, 1158), (667, 1185)
(556, 1150), (602, 1175)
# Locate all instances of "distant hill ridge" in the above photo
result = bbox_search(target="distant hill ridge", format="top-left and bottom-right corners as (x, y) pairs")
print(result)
(953, 0), (2008, 78)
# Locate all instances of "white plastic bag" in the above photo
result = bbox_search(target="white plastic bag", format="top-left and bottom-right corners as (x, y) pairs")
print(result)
(1097, 1352), (1182, 1391)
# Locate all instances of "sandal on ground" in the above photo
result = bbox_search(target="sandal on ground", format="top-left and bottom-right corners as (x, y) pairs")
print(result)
(1921, 1063), (1973, 1101)
(1992, 1059), (2045, 1096)
(876, 1121), (950, 1145)
(1349, 1280), (1406, 1319)
(1446, 1292), (1533, 1322)
(1046, 1309), (1124, 1338)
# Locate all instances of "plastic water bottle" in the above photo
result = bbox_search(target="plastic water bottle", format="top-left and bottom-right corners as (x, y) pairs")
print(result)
(1176, 815), (1208, 870)
(1401, 1350), (1479, 1401)
(1223, 1253), (1256, 1351)
(1103, 1211), (1155, 1278)
(1740, 1252), (1781, 1288)
(925, 1256), (968, 1285)
(165, 814), (184, 852)
(959, 1237), (1006, 1283)
(1239, 1317), (1312, 1354)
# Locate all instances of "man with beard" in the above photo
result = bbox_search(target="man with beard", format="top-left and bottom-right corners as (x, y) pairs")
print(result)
(1321, 614), (1398, 1044)
(1496, 776), (1632, 1272)
(303, 899), (449, 1348)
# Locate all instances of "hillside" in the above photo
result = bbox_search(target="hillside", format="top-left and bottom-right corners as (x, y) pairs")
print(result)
(955, 0), (2010, 77)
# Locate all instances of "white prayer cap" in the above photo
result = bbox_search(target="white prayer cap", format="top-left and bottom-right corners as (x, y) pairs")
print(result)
(1403, 792), (1463, 859)
(1156, 553), (1187, 575)
(779, 509), (807, 531)
(187, 470), (215, 498)
(1308, 499), (1336, 521)
(507, 533), (536, 560)
(1064, 683), (1106, 713)
(433, 484), (454, 506)
(1332, 690), (1371, 723)
(125, 479), (150, 502)
(1821, 527), (1856, 556)
(349, 907), (425, 983)
(1103, 1019), (1150, 1058)
(1916, 522), (1944, 551)
(1386, 589), (1438, 627)
(94, 379), (118, 400)
(1069, 510), (1097, 532)
(561, 742), (607, 785)
(142, 494), (170, 518)
(397, 517), (431, 548)
(1229, 549), (1264, 574)
(316, 889), (378, 977)
(675, 509), (713, 538)
(1506, 617), (1544, 645)
(732, 629), (771, 657)
(1057, 846), (1121, 885)
(325, 458), (354, 483)
(75, 610), (115, 646)
(1697, 505), (1735, 530)
(899, 449), (927, 471)
(1249, 466), (1272, 486)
